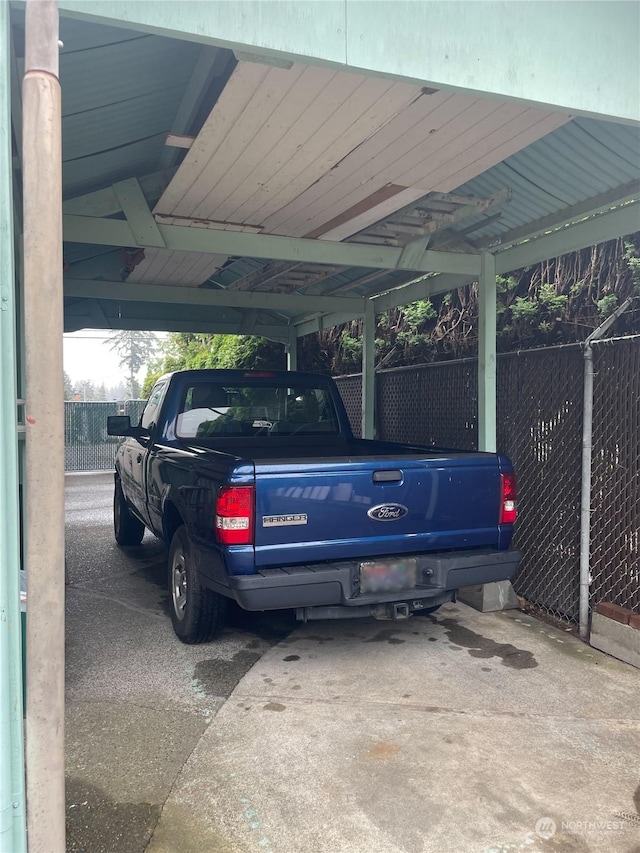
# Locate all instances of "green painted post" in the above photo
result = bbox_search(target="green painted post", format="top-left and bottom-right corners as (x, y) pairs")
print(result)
(0, 2), (27, 851)
(286, 327), (298, 372)
(478, 251), (497, 452)
(361, 300), (375, 439)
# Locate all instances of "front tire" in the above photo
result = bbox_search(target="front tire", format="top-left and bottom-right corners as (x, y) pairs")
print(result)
(114, 478), (145, 546)
(168, 526), (226, 644)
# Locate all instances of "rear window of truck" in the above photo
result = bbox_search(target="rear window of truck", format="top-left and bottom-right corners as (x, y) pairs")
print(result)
(176, 382), (340, 438)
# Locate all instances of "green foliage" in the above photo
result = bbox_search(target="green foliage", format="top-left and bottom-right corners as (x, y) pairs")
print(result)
(143, 332), (286, 395)
(402, 299), (436, 330)
(300, 235), (640, 371)
(624, 241), (640, 294)
(596, 294), (619, 318)
(538, 283), (568, 314)
(106, 330), (157, 399)
(510, 297), (539, 321)
(64, 371), (75, 400)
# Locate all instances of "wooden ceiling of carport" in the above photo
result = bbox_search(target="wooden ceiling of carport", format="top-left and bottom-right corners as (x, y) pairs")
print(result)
(127, 59), (568, 290)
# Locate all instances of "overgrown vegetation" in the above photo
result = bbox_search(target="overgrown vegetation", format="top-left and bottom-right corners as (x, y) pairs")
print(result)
(299, 234), (640, 374)
(142, 235), (639, 391)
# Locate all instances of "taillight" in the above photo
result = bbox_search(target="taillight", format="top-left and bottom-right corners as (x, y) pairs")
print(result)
(215, 486), (254, 545)
(500, 472), (517, 524)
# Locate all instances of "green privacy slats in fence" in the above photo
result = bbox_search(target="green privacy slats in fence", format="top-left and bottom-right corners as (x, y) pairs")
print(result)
(64, 401), (146, 472)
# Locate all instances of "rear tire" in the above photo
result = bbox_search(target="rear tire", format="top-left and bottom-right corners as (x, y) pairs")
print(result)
(168, 526), (226, 644)
(114, 478), (145, 546)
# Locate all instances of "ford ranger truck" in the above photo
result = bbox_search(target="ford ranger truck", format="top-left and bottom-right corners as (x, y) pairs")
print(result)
(107, 369), (521, 644)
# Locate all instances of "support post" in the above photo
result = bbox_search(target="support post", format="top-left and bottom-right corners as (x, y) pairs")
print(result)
(579, 344), (594, 640)
(361, 300), (375, 439)
(0, 3), (27, 851)
(578, 296), (634, 640)
(22, 2), (66, 850)
(477, 251), (496, 452)
(286, 327), (298, 372)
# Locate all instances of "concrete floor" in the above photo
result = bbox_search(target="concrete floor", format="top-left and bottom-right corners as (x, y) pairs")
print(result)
(66, 473), (640, 853)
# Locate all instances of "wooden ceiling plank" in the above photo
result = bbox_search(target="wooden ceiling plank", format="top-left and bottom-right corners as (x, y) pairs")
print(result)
(266, 93), (485, 237)
(174, 64), (304, 219)
(186, 64), (308, 220)
(197, 65), (337, 223)
(154, 61), (271, 216)
(168, 250), (206, 286)
(236, 76), (428, 227)
(261, 90), (456, 234)
(404, 105), (556, 188)
(278, 98), (509, 238)
(435, 112), (571, 192)
(224, 71), (375, 224)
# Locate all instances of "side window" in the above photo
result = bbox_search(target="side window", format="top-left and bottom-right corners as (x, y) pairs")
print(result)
(140, 381), (167, 432)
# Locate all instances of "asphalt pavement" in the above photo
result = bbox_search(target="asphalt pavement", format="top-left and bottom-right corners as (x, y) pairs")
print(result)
(65, 473), (640, 853)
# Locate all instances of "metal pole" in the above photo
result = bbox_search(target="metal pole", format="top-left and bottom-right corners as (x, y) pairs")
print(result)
(361, 299), (375, 439)
(286, 326), (298, 371)
(579, 344), (594, 640)
(578, 295), (634, 641)
(0, 3), (27, 851)
(478, 251), (497, 452)
(22, 2), (66, 850)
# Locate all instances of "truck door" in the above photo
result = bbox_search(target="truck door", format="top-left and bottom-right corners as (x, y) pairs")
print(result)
(128, 380), (167, 525)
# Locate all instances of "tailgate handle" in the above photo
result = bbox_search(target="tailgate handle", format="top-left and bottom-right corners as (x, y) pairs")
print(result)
(373, 469), (403, 483)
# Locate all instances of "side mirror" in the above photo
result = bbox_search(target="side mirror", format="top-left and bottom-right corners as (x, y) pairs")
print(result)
(107, 415), (132, 436)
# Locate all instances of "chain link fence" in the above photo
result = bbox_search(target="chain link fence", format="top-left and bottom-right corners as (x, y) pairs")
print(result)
(590, 339), (640, 613)
(65, 400), (146, 472)
(335, 337), (640, 623)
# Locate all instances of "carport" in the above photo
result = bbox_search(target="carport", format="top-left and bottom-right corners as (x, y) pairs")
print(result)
(1, 1), (639, 850)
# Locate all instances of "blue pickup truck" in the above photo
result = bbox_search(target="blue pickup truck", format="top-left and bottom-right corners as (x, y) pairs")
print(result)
(107, 369), (520, 643)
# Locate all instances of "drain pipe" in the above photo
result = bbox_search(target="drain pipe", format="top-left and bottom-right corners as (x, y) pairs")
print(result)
(22, 1), (65, 850)
(579, 296), (633, 640)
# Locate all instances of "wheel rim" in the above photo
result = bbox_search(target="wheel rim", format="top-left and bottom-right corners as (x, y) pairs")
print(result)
(171, 547), (187, 620)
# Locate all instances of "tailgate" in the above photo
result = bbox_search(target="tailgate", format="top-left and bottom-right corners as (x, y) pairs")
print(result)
(253, 454), (501, 568)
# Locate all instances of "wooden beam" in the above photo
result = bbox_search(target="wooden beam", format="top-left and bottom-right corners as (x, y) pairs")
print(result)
(112, 178), (166, 248)
(63, 214), (483, 276)
(479, 180), (640, 252)
(62, 170), (175, 218)
(165, 133), (195, 149)
(63, 309), (290, 340)
(495, 202), (640, 274)
(63, 278), (366, 314)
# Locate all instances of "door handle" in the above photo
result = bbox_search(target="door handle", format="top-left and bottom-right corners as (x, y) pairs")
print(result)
(136, 454), (142, 464)
(373, 469), (403, 483)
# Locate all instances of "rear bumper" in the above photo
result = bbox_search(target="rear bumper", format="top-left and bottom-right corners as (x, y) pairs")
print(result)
(225, 548), (521, 612)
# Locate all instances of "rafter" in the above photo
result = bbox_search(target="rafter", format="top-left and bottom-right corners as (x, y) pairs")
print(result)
(62, 214), (482, 276)
(63, 278), (366, 315)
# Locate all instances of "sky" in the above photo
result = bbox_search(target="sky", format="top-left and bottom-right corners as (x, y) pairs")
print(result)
(63, 330), (166, 388)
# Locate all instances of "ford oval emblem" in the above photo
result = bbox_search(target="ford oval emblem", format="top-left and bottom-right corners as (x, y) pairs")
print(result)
(367, 503), (409, 522)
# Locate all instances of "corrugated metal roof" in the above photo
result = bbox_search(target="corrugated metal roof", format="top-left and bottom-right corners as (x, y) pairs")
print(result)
(29, 17), (206, 198)
(448, 118), (640, 245)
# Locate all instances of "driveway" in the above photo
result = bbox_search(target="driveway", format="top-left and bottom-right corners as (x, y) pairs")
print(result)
(66, 473), (640, 853)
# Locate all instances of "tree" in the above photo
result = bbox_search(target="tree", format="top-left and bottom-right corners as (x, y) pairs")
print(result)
(143, 333), (285, 397)
(105, 330), (157, 399)
(75, 379), (102, 401)
(63, 371), (75, 400)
